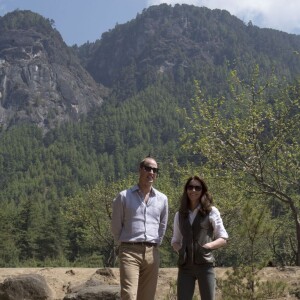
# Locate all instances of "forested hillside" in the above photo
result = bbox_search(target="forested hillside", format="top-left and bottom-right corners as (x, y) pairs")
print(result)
(0, 4), (300, 279)
(78, 4), (300, 98)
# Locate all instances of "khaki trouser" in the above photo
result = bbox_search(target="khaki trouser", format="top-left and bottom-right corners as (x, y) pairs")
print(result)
(119, 243), (160, 300)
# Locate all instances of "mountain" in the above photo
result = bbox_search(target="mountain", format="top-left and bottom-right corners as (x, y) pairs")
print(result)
(1, 5), (300, 132)
(79, 4), (300, 98)
(0, 4), (300, 180)
(1, 4), (300, 268)
(0, 10), (105, 131)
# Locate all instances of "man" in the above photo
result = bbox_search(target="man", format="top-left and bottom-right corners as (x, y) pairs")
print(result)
(111, 156), (168, 300)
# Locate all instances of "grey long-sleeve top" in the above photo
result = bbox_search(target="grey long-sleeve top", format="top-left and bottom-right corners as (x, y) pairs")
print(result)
(111, 185), (168, 245)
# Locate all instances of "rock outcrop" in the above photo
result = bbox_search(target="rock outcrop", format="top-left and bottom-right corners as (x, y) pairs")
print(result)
(64, 285), (120, 300)
(64, 268), (120, 300)
(0, 10), (105, 132)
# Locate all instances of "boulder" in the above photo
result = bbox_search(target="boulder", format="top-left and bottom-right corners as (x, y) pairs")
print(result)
(0, 273), (54, 300)
(63, 284), (120, 300)
(64, 269), (120, 300)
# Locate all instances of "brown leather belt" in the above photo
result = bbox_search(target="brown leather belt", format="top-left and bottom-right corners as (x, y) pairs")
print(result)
(121, 242), (157, 247)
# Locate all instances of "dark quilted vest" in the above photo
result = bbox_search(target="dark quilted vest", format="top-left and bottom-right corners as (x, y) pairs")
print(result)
(178, 211), (215, 266)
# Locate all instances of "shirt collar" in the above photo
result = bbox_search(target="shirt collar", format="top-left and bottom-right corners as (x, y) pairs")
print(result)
(131, 184), (156, 196)
(189, 204), (200, 213)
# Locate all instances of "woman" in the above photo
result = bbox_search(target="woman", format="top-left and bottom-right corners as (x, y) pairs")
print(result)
(171, 175), (228, 300)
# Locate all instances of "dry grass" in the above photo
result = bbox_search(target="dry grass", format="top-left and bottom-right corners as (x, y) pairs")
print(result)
(0, 267), (299, 299)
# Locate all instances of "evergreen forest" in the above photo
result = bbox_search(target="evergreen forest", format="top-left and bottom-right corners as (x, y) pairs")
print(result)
(0, 4), (300, 276)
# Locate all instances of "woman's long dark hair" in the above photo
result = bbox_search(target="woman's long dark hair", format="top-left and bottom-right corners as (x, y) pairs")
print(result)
(179, 175), (213, 217)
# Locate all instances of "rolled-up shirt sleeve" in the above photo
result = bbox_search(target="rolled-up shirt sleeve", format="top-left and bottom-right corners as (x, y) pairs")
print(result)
(210, 206), (229, 240)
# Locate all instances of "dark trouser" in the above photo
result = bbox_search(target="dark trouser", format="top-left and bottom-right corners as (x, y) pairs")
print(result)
(177, 264), (215, 300)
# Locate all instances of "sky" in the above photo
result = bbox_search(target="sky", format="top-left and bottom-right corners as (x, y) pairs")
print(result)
(0, 0), (300, 46)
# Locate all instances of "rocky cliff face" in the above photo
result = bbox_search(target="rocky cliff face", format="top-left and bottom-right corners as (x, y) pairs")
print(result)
(0, 10), (105, 131)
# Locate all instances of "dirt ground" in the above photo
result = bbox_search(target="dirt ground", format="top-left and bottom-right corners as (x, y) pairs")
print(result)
(0, 267), (299, 299)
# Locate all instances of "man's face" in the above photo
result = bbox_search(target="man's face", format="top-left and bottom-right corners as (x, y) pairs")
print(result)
(139, 158), (159, 185)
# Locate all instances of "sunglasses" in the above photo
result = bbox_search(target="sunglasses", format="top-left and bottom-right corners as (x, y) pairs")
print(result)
(187, 185), (202, 191)
(142, 165), (159, 174)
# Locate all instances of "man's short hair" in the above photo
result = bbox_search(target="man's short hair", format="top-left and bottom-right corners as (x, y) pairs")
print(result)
(139, 155), (157, 168)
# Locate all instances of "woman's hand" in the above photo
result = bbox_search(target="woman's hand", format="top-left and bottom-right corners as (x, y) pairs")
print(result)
(202, 243), (212, 250)
(203, 238), (227, 250)
(172, 242), (181, 253)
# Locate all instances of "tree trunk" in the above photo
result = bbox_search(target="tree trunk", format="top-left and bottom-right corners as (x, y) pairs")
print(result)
(290, 201), (300, 266)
